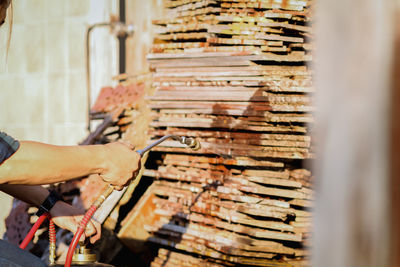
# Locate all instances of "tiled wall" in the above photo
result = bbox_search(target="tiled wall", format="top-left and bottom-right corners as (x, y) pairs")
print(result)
(0, 0), (118, 145)
(0, 0), (119, 235)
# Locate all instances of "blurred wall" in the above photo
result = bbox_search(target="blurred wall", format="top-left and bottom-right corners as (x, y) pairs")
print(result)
(0, 0), (120, 236)
(125, 0), (164, 76)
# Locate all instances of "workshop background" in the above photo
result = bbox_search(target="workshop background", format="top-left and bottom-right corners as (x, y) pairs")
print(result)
(0, 0), (160, 236)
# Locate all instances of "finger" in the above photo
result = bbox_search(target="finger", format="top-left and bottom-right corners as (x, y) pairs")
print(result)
(135, 153), (142, 165)
(90, 221), (102, 244)
(114, 185), (124, 191)
(128, 172), (139, 187)
(84, 221), (97, 238)
(119, 141), (135, 150)
(53, 216), (79, 235)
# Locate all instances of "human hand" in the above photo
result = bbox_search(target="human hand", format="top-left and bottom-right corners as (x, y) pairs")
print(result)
(99, 142), (141, 190)
(49, 201), (101, 244)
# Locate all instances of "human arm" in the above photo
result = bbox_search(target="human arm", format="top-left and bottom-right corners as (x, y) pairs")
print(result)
(0, 141), (141, 189)
(0, 184), (101, 243)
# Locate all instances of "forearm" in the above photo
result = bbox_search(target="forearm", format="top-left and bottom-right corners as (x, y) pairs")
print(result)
(0, 141), (106, 185)
(0, 184), (49, 207)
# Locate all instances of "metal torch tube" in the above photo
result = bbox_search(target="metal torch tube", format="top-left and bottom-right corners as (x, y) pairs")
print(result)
(136, 134), (181, 156)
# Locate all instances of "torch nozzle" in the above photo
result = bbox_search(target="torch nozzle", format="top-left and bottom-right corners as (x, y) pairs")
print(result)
(180, 137), (201, 151)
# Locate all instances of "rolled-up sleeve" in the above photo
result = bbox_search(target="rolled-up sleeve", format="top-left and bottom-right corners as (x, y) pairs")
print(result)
(0, 132), (20, 164)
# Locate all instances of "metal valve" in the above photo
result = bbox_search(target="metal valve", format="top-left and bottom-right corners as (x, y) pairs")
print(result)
(71, 242), (97, 264)
(53, 242), (113, 266)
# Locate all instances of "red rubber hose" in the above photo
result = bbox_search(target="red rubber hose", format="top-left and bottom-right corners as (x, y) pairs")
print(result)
(64, 205), (97, 267)
(19, 213), (48, 249)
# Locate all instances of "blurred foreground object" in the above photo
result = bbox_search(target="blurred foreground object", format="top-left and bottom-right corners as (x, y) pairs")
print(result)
(313, 0), (398, 266)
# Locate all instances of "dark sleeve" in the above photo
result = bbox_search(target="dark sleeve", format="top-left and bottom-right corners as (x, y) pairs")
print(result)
(0, 131), (20, 164)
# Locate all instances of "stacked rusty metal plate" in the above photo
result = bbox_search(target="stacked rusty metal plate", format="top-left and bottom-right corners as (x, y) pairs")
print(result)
(119, 0), (314, 266)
